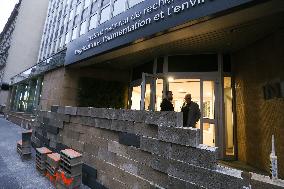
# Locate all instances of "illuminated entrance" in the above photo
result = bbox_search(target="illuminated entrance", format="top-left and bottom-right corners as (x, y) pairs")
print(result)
(128, 54), (235, 159)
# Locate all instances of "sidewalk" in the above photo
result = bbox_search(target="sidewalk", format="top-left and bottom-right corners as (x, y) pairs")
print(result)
(0, 116), (54, 189)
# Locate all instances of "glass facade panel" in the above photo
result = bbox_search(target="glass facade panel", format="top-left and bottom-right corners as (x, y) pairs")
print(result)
(129, 0), (143, 8)
(89, 14), (97, 30)
(100, 5), (110, 24)
(80, 20), (87, 35)
(72, 27), (78, 40)
(84, 0), (91, 8)
(76, 3), (82, 15)
(69, 9), (75, 20)
(113, 0), (125, 16)
(65, 32), (71, 44)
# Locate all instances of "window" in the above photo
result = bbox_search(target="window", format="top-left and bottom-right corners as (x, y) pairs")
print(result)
(76, 3), (82, 15)
(80, 20), (87, 35)
(72, 27), (78, 40)
(84, 0), (91, 8)
(91, 1), (98, 14)
(82, 8), (89, 20)
(102, 0), (110, 7)
(73, 15), (80, 26)
(65, 32), (71, 44)
(60, 36), (65, 47)
(113, 0), (125, 16)
(69, 9), (75, 20)
(89, 14), (97, 30)
(60, 26), (64, 35)
(129, 0), (143, 8)
(100, 5), (110, 24)
(67, 21), (72, 31)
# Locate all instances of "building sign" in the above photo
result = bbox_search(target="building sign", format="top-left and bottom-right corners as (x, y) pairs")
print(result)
(65, 0), (253, 65)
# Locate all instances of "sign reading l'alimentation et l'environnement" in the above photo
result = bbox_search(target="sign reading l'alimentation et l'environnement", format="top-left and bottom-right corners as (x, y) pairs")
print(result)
(65, 0), (253, 65)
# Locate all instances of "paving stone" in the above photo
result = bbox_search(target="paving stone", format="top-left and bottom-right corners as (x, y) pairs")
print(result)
(158, 126), (200, 147)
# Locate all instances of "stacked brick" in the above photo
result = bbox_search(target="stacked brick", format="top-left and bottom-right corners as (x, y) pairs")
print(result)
(36, 147), (52, 175)
(46, 152), (60, 183)
(31, 106), (284, 189)
(17, 130), (32, 159)
(57, 149), (82, 189)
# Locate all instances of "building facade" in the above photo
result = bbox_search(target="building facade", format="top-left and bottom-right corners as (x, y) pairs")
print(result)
(6, 0), (284, 185)
(0, 2), (21, 105)
(0, 0), (49, 112)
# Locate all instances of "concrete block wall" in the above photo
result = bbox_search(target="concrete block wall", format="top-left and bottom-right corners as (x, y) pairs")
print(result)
(31, 106), (284, 189)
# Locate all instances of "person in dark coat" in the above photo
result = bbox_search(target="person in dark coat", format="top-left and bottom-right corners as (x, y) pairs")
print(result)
(181, 93), (201, 127)
(160, 91), (174, 111)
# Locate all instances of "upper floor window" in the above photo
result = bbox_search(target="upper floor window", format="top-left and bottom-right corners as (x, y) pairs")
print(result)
(100, 5), (110, 24)
(129, 0), (144, 8)
(113, 0), (125, 16)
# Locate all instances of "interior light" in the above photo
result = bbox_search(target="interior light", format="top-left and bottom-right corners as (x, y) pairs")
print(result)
(168, 77), (174, 82)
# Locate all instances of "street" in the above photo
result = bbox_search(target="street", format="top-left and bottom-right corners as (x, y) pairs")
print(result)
(0, 116), (54, 189)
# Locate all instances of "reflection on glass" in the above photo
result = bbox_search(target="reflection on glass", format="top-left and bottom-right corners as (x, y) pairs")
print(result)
(100, 5), (110, 24)
(144, 84), (151, 111)
(224, 77), (234, 156)
(130, 86), (141, 110)
(113, 0), (125, 16)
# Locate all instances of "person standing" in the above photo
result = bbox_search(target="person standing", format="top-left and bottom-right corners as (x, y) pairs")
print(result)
(181, 94), (201, 127)
(160, 91), (174, 111)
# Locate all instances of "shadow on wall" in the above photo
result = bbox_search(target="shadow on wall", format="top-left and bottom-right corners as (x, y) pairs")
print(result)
(77, 77), (128, 108)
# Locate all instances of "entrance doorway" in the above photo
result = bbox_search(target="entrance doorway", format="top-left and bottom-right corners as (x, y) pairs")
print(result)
(128, 54), (236, 159)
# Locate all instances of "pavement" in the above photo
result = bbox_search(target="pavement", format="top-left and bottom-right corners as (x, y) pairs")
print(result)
(0, 116), (55, 189)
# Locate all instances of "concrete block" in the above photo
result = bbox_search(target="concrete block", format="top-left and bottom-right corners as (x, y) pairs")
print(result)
(171, 144), (217, 169)
(77, 107), (92, 116)
(119, 132), (140, 148)
(94, 118), (112, 130)
(70, 116), (89, 125)
(168, 160), (247, 189)
(51, 105), (59, 113)
(64, 106), (77, 115)
(90, 108), (115, 119)
(83, 142), (100, 155)
(110, 120), (134, 133)
(46, 125), (59, 135)
(134, 122), (158, 138)
(168, 176), (205, 189)
(108, 140), (128, 156)
(140, 137), (171, 158)
(145, 111), (183, 127)
(65, 129), (80, 140)
(150, 155), (170, 173)
(83, 163), (97, 178)
(126, 146), (153, 166)
(158, 126), (200, 147)
(250, 173), (284, 189)
(137, 164), (169, 188)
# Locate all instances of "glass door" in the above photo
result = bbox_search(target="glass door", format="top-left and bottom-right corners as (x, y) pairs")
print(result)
(201, 80), (217, 147)
(168, 78), (217, 147)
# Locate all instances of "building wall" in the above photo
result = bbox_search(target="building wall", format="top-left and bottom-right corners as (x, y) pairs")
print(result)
(40, 66), (129, 110)
(0, 0), (49, 105)
(31, 106), (284, 189)
(233, 30), (284, 178)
